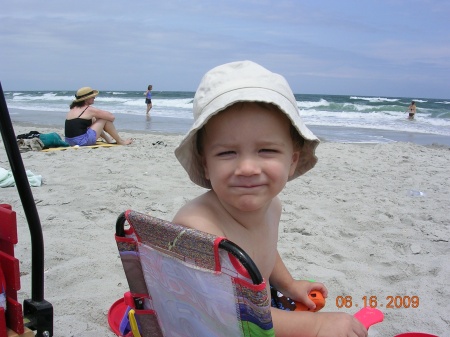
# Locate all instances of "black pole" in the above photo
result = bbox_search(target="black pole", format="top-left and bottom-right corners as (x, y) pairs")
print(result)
(0, 83), (53, 336)
(0, 82), (44, 301)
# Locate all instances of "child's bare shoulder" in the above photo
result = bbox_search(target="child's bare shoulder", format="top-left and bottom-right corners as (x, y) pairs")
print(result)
(172, 192), (225, 236)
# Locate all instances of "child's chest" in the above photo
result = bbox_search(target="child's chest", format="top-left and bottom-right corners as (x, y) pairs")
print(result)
(227, 225), (278, 281)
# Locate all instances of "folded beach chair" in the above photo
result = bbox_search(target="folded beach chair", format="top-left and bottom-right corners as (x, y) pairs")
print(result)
(109, 210), (274, 337)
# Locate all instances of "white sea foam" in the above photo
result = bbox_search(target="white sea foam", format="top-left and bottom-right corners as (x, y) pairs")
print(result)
(13, 93), (73, 101)
(350, 96), (400, 103)
(5, 91), (450, 140)
(297, 99), (329, 109)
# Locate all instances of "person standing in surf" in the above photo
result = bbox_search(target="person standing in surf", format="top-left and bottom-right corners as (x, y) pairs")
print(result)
(407, 101), (416, 120)
(144, 85), (153, 116)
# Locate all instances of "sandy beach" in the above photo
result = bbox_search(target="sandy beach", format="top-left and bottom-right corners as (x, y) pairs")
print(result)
(1, 124), (449, 336)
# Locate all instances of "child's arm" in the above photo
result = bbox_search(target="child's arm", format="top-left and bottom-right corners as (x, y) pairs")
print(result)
(271, 309), (368, 337)
(269, 251), (327, 310)
(269, 252), (367, 336)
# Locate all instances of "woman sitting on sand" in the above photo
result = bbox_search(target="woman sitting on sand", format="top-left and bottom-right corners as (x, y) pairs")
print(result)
(65, 87), (133, 146)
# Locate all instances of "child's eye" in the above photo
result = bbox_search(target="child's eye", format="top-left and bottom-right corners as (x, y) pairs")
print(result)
(217, 150), (235, 156)
(259, 148), (278, 153)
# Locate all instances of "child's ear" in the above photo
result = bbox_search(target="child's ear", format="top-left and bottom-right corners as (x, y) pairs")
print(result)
(202, 157), (210, 180)
(289, 150), (300, 177)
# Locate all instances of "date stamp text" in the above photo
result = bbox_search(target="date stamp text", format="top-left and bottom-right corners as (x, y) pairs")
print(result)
(335, 296), (419, 309)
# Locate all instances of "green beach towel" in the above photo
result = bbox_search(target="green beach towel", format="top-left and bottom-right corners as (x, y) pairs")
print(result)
(39, 132), (70, 149)
(0, 167), (42, 187)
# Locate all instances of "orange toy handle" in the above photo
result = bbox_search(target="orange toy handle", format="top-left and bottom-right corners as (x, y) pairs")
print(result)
(294, 290), (326, 312)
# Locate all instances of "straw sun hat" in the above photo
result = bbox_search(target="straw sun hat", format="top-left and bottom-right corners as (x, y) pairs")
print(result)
(175, 60), (320, 189)
(73, 87), (99, 103)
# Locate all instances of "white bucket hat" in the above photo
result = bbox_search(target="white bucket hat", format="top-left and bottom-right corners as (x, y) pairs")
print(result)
(175, 60), (319, 189)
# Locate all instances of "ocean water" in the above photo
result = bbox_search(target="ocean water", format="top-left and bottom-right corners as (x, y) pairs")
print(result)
(4, 90), (450, 145)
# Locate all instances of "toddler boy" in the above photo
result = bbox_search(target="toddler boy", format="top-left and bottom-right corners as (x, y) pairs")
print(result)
(174, 61), (367, 337)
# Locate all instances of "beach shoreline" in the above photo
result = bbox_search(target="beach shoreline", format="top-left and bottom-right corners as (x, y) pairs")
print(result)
(1, 125), (449, 336)
(9, 107), (450, 147)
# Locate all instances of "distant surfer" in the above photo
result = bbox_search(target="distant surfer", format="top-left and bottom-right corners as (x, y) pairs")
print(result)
(407, 101), (416, 120)
(144, 85), (153, 116)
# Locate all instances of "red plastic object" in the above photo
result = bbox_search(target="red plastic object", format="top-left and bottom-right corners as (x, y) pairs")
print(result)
(0, 251), (20, 299)
(0, 307), (6, 337)
(354, 305), (437, 337)
(108, 297), (128, 336)
(0, 204), (25, 334)
(294, 290), (326, 312)
(354, 307), (384, 330)
(0, 205), (17, 258)
(394, 332), (439, 337)
(5, 297), (24, 334)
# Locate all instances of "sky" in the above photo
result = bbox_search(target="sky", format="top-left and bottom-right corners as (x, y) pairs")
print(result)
(1, 0), (449, 99)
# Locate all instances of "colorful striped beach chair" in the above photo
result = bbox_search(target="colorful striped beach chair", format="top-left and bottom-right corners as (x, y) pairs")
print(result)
(109, 210), (274, 337)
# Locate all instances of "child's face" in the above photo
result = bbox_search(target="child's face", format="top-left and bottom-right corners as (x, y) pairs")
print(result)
(201, 103), (300, 212)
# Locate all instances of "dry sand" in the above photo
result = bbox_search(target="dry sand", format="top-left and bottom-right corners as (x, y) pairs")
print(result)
(1, 125), (449, 336)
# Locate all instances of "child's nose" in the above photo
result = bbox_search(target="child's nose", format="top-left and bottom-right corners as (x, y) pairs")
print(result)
(235, 157), (261, 176)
